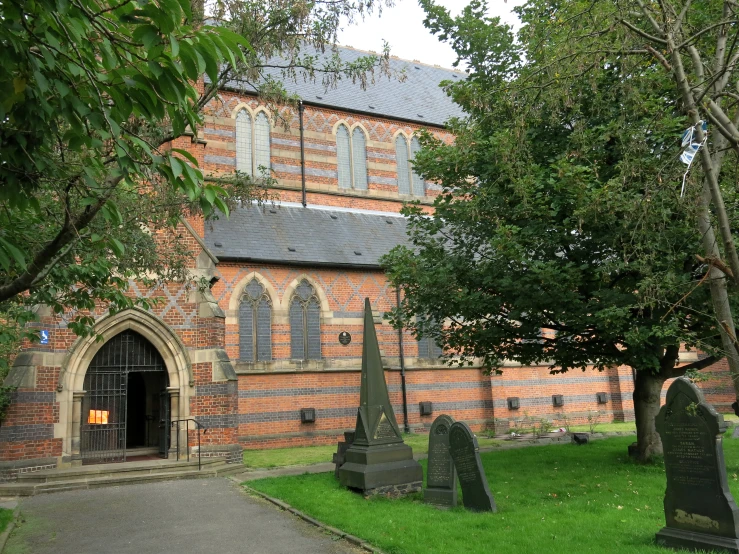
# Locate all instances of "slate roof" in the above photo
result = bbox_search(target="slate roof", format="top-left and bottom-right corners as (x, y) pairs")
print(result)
(205, 204), (410, 268)
(216, 45), (466, 127)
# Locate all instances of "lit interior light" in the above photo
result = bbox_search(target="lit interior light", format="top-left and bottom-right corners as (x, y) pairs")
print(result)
(88, 410), (109, 424)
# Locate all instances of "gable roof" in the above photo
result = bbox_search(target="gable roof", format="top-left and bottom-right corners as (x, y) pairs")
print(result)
(204, 203), (410, 269)
(216, 45), (466, 127)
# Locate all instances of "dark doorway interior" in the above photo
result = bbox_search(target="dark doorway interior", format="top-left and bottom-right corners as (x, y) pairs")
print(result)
(126, 371), (167, 449)
(126, 373), (146, 448)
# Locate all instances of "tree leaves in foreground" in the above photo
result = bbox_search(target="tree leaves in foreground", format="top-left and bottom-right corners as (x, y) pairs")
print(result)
(0, 0), (394, 385)
(383, 0), (739, 461)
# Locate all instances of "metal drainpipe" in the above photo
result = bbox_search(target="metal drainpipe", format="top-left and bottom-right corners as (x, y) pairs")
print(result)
(298, 100), (307, 207)
(396, 287), (410, 433)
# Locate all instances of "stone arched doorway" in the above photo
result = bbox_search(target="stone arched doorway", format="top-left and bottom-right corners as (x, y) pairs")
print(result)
(80, 330), (170, 464)
(58, 309), (192, 466)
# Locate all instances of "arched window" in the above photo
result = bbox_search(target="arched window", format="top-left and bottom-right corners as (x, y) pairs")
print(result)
(336, 124), (352, 189)
(395, 135), (425, 197)
(417, 316), (442, 359)
(235, 110), (253, 174)
(254, 112), (271, 172)
(395, 135), (411, 195)
(239, 278), (272, 362)
(410, 136), (426, 197)
(235, 109), (271, 177)
(417, 335), (443, 359)
(335, 124), (367, 190)
(352, 127), (368, 190)
(289, 279), (321, 360)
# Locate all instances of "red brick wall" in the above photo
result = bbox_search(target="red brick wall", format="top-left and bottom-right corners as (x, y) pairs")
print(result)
(4, 89), (738, 466)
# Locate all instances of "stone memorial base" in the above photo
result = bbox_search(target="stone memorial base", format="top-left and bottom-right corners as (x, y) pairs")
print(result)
(363, 481), (423, 498)
(339, 443), (423, 495)
(424, 486), (458, 508)
(657, 527), (739, 553)
(332, 431), (355, 479)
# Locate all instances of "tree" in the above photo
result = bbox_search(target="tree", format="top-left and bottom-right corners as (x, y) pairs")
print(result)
(0, 0), (394, 366)
(512, 0), (739, 412)
(383, 0), (738, 461)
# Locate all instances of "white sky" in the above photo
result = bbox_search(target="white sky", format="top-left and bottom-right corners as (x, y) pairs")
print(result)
(337, 0), (527, 70)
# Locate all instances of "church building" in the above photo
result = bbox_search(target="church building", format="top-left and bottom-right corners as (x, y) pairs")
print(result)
(1, 48), (734, 478)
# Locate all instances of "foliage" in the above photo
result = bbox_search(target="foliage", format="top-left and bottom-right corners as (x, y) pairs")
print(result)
(248, 435), (739, 554)
(383, 0), (739, 460)
(0, 0), (249, 354)
(536, 418), (553, 436)
(587, 412), (602, 435)
(0, 0), (395, 373)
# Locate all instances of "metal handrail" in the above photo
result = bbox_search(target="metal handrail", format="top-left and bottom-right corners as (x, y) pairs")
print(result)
(170, 418), (208, 471)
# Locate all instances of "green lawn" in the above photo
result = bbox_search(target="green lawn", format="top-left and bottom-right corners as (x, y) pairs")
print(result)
(0, 508), (13, 535)
(246, 435), (739, 554)
(242, 414), (738, 468)
(568, 421), (637, 433)
(242, 433), (503, 468)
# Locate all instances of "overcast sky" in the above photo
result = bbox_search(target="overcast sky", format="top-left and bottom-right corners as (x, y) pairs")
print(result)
(337, 0), (527, 69)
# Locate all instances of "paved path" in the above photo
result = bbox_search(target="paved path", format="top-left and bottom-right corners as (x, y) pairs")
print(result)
(4, 478), (358, 554)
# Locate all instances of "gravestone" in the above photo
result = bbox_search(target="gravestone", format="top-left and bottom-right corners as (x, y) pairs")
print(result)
(339, 299), (423, 497)
(332, 431), (355, 479)
(424, 414), (458, 508)
(448, 421), (496, 512)
(655, 377), (739, 553)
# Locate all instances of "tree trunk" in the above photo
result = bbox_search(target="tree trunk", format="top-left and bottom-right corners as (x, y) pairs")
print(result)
(632, 371), (667, 462)
(666, 36), (739, 401)
(696, 179), (739, 400)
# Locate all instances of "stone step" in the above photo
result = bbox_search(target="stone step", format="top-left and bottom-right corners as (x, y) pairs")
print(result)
(17, 457), (225, 483)
(0, 462), (245, 496)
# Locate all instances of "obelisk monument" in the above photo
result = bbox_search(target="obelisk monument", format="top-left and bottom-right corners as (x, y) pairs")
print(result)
(339, 299), (423, 496)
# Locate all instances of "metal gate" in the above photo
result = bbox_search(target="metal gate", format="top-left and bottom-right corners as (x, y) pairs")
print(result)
(81, 330), (169, 464)
(158, 390), (170, 458)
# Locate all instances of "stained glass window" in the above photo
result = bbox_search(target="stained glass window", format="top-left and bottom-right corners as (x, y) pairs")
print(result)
(290, 279), (322, 360)
(239, 278), (272, 362)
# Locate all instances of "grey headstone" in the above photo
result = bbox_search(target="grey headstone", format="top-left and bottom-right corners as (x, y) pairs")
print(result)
(424, 414), (458, 508)
(655, 377), (739, 552)
(448, 421), (496, 512)
(732, 426), (739, 440)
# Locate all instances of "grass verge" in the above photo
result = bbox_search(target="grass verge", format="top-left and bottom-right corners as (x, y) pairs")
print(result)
(0, 508), (13, 535)
(246, 435), (739, 553)
(242, 433), (503, 468)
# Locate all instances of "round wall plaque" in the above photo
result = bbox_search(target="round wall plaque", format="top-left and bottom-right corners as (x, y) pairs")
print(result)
(339, 331), (351, 345)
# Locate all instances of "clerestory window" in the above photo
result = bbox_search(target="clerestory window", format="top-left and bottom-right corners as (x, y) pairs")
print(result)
(394, 134), (425, 197)
(336, 124), (368, 190)
(235, 109), (271, 177)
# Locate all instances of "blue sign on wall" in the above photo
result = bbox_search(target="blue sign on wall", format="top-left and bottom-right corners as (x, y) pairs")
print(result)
(39, 330), (49, 345)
